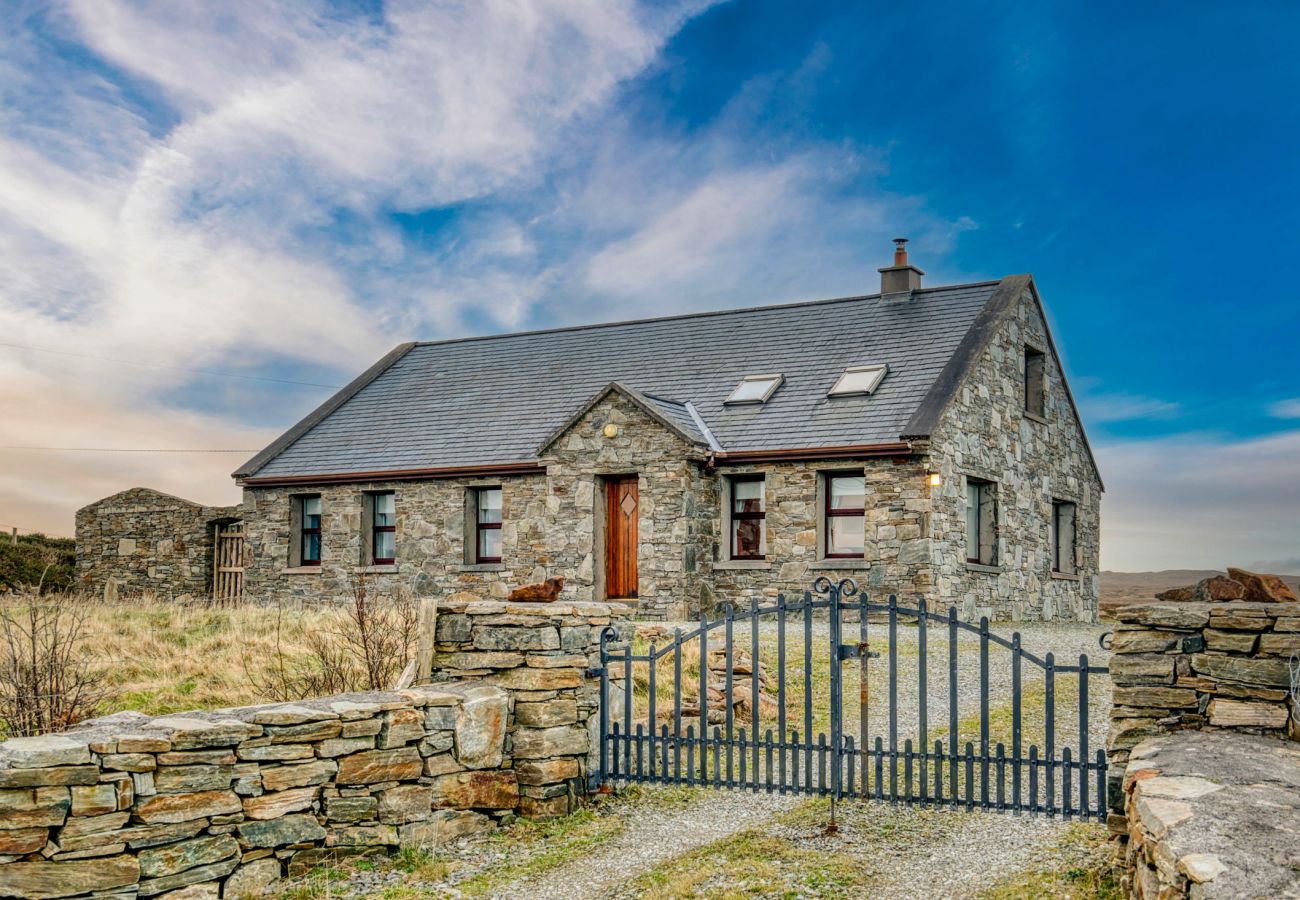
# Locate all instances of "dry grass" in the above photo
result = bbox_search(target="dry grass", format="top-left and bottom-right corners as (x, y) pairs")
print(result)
(0, 593), (351, 725)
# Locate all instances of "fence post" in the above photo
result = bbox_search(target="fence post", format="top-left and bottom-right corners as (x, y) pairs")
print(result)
(415, 596), (438, 684)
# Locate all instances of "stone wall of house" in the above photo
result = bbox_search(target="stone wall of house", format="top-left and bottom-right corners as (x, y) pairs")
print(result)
(75, 488), (239, 602)
(0, 598), (629, 899)
(927, 287), (1102, 622)
(709, 456), (932, 608)
(1106, 598), (1300, 898)
(240, 472), (551, 605)
(538, 389), (715, 621)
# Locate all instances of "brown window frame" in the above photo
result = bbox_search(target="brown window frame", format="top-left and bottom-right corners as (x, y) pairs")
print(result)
(371, 491), (396, 565)
(729, 474), (766, 561)
(474, 487), (502, 564)
(824, 472), (866, 559)
(297, 494), (322, 567)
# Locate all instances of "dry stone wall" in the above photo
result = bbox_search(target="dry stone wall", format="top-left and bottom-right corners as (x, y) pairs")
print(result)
(1107, 599), (1300, 898)
(75, 488), (238, 602)
(0, 598), (629, 899)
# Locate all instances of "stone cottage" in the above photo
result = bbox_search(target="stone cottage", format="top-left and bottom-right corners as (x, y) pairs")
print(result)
(77, 241), (1102, 621)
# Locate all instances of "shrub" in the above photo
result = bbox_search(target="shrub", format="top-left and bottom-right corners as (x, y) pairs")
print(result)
(0, 533), (76, 594)
(0, 592), (106, 736)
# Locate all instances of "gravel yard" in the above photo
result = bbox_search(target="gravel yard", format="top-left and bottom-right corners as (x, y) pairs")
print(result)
(275, 621), (1114, 899)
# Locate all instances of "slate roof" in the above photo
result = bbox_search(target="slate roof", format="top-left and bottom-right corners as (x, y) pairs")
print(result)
(237, 278), (1010, 480)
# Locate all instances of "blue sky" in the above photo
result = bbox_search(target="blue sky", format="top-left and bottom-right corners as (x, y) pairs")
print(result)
(1, 1), (1297, 571)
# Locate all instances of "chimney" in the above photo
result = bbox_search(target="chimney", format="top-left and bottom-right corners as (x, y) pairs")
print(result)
(878, 237), (924, 297)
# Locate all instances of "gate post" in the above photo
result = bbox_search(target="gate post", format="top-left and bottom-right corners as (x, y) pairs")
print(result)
(596, 625), (616, 791)
(824, 579), (844, 827)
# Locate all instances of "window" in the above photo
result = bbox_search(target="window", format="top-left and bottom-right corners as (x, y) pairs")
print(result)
(370, 492), (395, 565)
(729, 475), (766, 560)
(1024, 346), (1046, 418)
(965, 478), (997, 566)
(824, 474), (866, 558)
(1051, 500), (1077, 575)
(474, 487), (502, 564)
(828, 363), (889, 397)
(295, 495), (322, 567)
(725, 374), (783, 404)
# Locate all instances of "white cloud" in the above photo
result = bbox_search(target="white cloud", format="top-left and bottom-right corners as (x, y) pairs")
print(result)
(1268, 398), (1300, 419)
(1078, 390), (1181, 424)
(1097, 429), (1300, 571)
(0, 0), (715, 533)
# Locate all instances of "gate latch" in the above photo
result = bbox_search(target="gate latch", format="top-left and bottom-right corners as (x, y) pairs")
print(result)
(838, 643), (880, 660)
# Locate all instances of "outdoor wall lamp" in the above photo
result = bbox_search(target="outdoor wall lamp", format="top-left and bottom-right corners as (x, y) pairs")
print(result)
(927, 471), (942, 487)
(603, 423), (620, 438)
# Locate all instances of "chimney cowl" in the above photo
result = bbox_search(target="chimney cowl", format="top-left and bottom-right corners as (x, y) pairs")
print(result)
(878, 237), (924, 296)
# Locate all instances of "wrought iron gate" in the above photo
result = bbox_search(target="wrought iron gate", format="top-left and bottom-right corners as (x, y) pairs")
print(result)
(595, 577), (1109, 820)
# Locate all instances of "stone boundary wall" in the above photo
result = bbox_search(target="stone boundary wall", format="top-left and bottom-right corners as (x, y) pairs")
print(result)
(1106, 600), (1300, 897)
(0, 598), (629, 899)
(1120, 730), (1300, 899)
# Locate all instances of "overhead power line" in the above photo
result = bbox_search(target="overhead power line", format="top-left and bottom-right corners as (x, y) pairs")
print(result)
(0, 447), (257, 453)
(0, 341), (343, 389)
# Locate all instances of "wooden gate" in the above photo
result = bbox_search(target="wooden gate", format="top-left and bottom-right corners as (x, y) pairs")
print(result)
(213, 521), (244, 603)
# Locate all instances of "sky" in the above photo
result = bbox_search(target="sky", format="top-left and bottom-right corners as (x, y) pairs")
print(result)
(1, 0), (1298, 573)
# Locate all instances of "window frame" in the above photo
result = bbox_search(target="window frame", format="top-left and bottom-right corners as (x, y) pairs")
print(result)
(370, 491), (396, 566)
(965, 477), (998, 566)
(296, 494), (322, 567)
(1051, 499), (1077, 575)
(724, 373), (784, 405)
(728, 474), (767, 561)
(1024, 345), (1047, 419)
(823, 472), (867, 559)
(827, 363), (889, 397)
(474, 487), (503, 565)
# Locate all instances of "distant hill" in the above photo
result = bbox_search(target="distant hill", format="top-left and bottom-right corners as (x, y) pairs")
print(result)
(1101, 569), (1300, 614)
(0, 533), (76, 594)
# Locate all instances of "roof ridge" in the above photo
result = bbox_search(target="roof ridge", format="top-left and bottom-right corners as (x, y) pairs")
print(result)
(407, 279), (1004, 351)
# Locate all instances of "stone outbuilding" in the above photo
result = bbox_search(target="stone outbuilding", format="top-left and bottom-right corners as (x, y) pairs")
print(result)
(77, 242), (1103, 621)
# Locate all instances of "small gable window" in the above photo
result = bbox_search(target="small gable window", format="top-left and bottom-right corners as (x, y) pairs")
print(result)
(1024, 346), (1046, 418)
(725, 374), (783, 404)
(828, 364), (888, 397)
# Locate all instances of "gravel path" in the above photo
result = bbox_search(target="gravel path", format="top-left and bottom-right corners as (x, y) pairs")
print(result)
(505, 790), (798, 899)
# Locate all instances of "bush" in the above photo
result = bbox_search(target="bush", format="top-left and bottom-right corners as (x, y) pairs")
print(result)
(245, 579), (419, 701)
(0, 533), (75, 594)
(0, 593), (106, 736)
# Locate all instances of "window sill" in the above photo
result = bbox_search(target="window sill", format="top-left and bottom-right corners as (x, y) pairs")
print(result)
(1050, 571), (1081, 582)
(965, 563), (1003, 575)
(1023, 411), (1049, 425)
(282, 566), (322, 576)
(456, 563), (504, 573)
(356, 565), (398, 574)
(810, 559), (873, 571)
(713, 560), (771, 571)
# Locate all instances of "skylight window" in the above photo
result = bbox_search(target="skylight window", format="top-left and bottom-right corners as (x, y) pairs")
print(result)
(828, 364), (888, 397)
(725, 374), (783, 404)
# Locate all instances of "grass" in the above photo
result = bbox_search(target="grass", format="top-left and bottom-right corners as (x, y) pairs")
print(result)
(977, 823), (1121, 899)
(628, 829), (869, 898)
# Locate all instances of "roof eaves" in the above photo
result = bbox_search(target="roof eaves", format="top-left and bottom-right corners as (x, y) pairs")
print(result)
(232, 342), (418, 480)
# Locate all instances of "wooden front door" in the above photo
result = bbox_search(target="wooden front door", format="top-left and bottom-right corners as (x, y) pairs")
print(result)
(604, 476), (639, 599)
